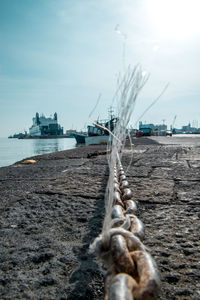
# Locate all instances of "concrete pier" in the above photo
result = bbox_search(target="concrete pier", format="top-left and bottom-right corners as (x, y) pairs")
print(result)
(0, 137), (199, 299)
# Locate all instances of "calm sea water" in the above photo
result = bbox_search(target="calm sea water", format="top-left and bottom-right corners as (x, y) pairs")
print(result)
(0, 137), (77, 167)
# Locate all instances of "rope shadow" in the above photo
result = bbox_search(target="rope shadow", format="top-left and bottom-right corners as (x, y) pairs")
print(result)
(66, 168), (109, 300)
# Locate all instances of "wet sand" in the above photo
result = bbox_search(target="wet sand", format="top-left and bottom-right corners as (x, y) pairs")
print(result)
(0, 138), (199, 299)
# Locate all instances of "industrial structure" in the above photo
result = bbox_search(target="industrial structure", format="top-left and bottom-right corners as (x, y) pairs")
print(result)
(29, 112), (63, 137)
(138, 121), (168, 136)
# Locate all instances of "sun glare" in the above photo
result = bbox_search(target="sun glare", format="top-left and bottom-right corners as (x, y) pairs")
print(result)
(147, 0), (200, 40)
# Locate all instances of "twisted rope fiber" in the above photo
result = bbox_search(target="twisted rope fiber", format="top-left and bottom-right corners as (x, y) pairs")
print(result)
(90, 157), (160, 299)
(90, 66), (160, 299)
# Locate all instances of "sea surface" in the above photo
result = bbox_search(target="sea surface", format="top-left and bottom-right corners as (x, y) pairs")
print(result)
(0, 137), (77, 167)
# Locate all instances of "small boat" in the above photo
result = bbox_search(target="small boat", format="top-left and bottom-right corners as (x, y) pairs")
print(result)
(73, 115), (118, 145)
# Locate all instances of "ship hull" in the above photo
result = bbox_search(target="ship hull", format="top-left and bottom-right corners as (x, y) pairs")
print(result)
(73, 133), (87, 144)
(85, 135), (110, 146)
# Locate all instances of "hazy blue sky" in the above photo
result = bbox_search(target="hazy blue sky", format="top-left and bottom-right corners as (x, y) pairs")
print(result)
(0, 0), (199, 136)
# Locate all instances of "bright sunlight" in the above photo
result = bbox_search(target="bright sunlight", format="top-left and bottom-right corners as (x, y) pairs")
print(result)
(147, 0), (200, 40)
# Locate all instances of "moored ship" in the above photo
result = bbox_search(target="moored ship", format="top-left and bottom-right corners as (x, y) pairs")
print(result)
(73, 115), (118, 146)
(29, 112), (63, 137)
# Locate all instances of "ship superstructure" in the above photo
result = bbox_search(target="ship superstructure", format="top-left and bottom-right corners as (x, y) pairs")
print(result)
(29, 112), (63, 136)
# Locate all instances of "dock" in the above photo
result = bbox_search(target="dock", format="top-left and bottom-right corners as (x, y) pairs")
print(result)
(0, 136), (199, 299)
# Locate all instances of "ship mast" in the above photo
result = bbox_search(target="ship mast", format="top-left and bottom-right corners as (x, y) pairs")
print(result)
(108, 106), (114, 119)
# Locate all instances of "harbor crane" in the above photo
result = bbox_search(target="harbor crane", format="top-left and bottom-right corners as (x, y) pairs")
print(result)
(171, 115), (177, 133)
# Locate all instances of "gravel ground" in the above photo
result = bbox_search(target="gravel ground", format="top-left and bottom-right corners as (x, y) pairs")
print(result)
(0, 138), (199, 299)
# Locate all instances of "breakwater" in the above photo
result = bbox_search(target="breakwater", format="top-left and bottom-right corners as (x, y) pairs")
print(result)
(0, 137), (199, 299)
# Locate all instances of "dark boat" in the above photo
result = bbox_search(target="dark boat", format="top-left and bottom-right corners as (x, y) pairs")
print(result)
(73, 115), (118, 145)
(73, 133), (87, 144)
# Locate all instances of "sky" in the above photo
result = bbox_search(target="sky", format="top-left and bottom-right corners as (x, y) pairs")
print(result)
(0, 0), (200, 137)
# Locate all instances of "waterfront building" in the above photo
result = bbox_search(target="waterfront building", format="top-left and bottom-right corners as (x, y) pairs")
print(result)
(29, 112), (63, 136)
(139, 121), (167, 135)
(174, 123), (200, 134)
(66, 129), (77, 138)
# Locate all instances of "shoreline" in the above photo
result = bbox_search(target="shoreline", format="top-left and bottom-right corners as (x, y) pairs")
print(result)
(0, 137), (77, 168)
(9, 135), (74, 139)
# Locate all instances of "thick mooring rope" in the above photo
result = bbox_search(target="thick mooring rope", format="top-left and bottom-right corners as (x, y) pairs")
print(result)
(90, 65), (160, 299)
(90, 154), (160, 299)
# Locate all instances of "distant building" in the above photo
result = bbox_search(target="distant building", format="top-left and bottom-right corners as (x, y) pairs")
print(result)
(139, 122), (155, 130)
(139, 121), (167, 131)
(173, 122), (200, 134)
(66, 129), (77, 137)
(182, 123), (192, 132)
(29, 112), (63, 136)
